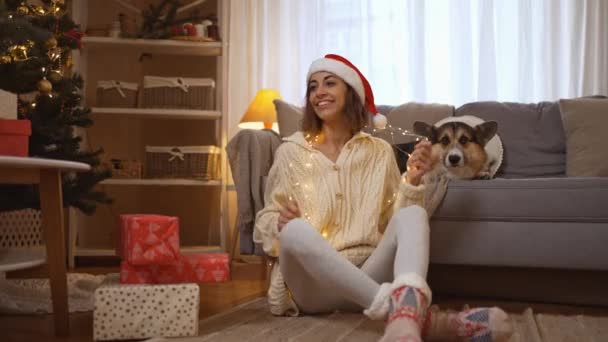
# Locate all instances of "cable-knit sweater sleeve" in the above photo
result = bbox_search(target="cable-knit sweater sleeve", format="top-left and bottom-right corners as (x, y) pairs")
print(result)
(396, 173), (425, 210)
(253, 144), (290, 257)
(396, 171), (449, 217)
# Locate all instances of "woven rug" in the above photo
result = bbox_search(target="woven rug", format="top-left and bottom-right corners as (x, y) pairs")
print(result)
(0, 273), (105, 314)
(145, 297), (608, 342)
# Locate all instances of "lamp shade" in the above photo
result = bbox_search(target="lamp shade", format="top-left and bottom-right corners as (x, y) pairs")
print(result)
(239, 89), (281, 131)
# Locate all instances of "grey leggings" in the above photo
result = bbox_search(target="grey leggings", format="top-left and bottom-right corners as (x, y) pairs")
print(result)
(279, 205), (429, 314)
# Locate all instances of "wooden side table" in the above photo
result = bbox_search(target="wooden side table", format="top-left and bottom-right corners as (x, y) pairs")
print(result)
(0, 156), (90, 336)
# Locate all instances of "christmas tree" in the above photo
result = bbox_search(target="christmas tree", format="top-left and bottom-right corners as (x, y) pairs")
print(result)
(0, 0), (111, 214)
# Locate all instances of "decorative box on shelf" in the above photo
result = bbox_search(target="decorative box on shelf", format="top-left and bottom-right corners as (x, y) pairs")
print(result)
(145, 145), (220, 180)
(0, 119), (31, 157)
(96, 80), (138, 108)
(93, 275), (199, 341)
(140, 76), (215, 110)
(102, 159), (142, 179)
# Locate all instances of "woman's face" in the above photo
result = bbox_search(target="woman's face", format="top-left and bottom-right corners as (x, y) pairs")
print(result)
(308, 71), (348, 124)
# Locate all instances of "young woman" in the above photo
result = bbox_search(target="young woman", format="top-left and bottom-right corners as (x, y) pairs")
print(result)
(254, 54), (512, 342)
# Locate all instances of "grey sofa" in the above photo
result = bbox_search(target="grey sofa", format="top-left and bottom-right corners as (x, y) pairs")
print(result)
(422, 101), (608, 271)
(230, 97), (608, 306)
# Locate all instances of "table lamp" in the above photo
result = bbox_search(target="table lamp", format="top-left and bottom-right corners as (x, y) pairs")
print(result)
(238, 89), (281, 131)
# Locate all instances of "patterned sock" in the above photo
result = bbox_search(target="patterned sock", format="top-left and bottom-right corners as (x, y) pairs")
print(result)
(379, 286), (429, 342)
(422, 306), (513, 342)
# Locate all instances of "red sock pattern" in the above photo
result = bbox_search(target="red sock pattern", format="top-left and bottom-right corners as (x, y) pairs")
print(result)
(386, 286), (428, 327)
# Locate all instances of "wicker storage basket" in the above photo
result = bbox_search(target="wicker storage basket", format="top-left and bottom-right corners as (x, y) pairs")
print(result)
(145, 145), (220, 180)
(96, 80), (138, 108)
(140, 76), (215, 110)
(102, 159), (142, 179)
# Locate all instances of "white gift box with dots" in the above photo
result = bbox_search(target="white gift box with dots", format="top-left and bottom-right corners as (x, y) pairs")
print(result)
(93, 276), (200, 341)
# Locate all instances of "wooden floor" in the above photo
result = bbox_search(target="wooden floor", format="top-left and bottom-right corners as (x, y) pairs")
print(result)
(0, 261), (268, 342)
(1, 261), (607, 342)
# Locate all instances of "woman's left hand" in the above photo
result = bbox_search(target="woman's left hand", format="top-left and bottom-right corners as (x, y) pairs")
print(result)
(278, 201), (301, 232)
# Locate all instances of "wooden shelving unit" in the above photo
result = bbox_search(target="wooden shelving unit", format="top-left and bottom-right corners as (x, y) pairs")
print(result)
(91, 107), (222, 120)
(69, 0), (229, 267)
(82, 36), (222, 56)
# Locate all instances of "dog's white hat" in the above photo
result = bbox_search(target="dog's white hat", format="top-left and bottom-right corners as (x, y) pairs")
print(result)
(307, 54), (387, 129)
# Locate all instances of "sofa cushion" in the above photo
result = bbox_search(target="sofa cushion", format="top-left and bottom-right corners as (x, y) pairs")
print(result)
(455, 101), (565, 178)
(431, 177), (608, 271)
(558, 98), (608, 177)
(433, 177), (608, 222)
(274, 99), (303, 138)
(386, 102), (454, 133)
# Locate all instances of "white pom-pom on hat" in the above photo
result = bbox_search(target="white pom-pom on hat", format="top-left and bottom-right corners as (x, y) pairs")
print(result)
(308, 54), (387, 129)
(373, 113), (388, 129)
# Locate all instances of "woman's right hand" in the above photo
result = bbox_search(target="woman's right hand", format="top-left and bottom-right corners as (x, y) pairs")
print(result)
(406, 140), (434, 186)
(278, 200), (301, 232)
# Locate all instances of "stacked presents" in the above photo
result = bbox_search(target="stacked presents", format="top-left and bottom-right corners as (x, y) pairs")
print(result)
(0, 90), (31, 157)
(93, 214), (230, 341)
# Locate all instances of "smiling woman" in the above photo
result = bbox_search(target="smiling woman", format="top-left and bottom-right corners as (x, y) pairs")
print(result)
(252, 54), (513, 342)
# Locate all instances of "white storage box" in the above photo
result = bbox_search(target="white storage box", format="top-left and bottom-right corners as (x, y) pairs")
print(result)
(93, 276), (200, 341)
(140, 76), (215, 110)
(145, 145), (221, 180)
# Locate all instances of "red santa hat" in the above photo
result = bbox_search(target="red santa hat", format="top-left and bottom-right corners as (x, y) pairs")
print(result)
(307, 54), (388, 129)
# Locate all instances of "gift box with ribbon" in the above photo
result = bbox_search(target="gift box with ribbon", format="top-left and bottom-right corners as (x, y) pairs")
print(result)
(120, 253), (230, 284)
(117, 214), (180, 265)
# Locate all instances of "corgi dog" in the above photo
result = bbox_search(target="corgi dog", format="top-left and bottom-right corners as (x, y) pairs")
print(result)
(413, 116), (499, 180)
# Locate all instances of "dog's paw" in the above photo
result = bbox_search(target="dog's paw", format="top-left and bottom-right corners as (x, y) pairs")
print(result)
(475, 171), (492, 180)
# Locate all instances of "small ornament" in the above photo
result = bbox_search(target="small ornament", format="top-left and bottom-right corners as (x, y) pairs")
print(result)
(0, 55), (11, 64)
(48, 47), (61, 62)
(30, 5), (46, 16)
(65, 55), (73, 69)
(48, 70), (63, 83)
(46, 37), (58, 49)
(16, 4), (29, 16)
(38, 78), (53, 93)
(9, 45), (29, 62)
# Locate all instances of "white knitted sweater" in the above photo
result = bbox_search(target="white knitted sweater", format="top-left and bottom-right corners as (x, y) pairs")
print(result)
(253, 131), (444, 316)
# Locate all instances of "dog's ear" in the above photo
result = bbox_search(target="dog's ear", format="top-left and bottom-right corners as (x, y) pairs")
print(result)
(475, 121), (498, 146)
(413, 121), (436, 142)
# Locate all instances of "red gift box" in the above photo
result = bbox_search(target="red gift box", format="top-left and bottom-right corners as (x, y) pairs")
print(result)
(120, 253), (230, 284)
(0, 119), (31, 157)
(117, 214), (180, 265)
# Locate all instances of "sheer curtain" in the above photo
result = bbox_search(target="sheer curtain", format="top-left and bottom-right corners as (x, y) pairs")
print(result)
(227, 0), (608, 137)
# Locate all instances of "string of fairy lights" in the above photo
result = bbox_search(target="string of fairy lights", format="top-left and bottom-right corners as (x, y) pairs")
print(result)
(290, 125), (427, 239)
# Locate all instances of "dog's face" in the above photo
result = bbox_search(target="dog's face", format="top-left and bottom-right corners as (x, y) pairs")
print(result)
(413, 120), (498, 179)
